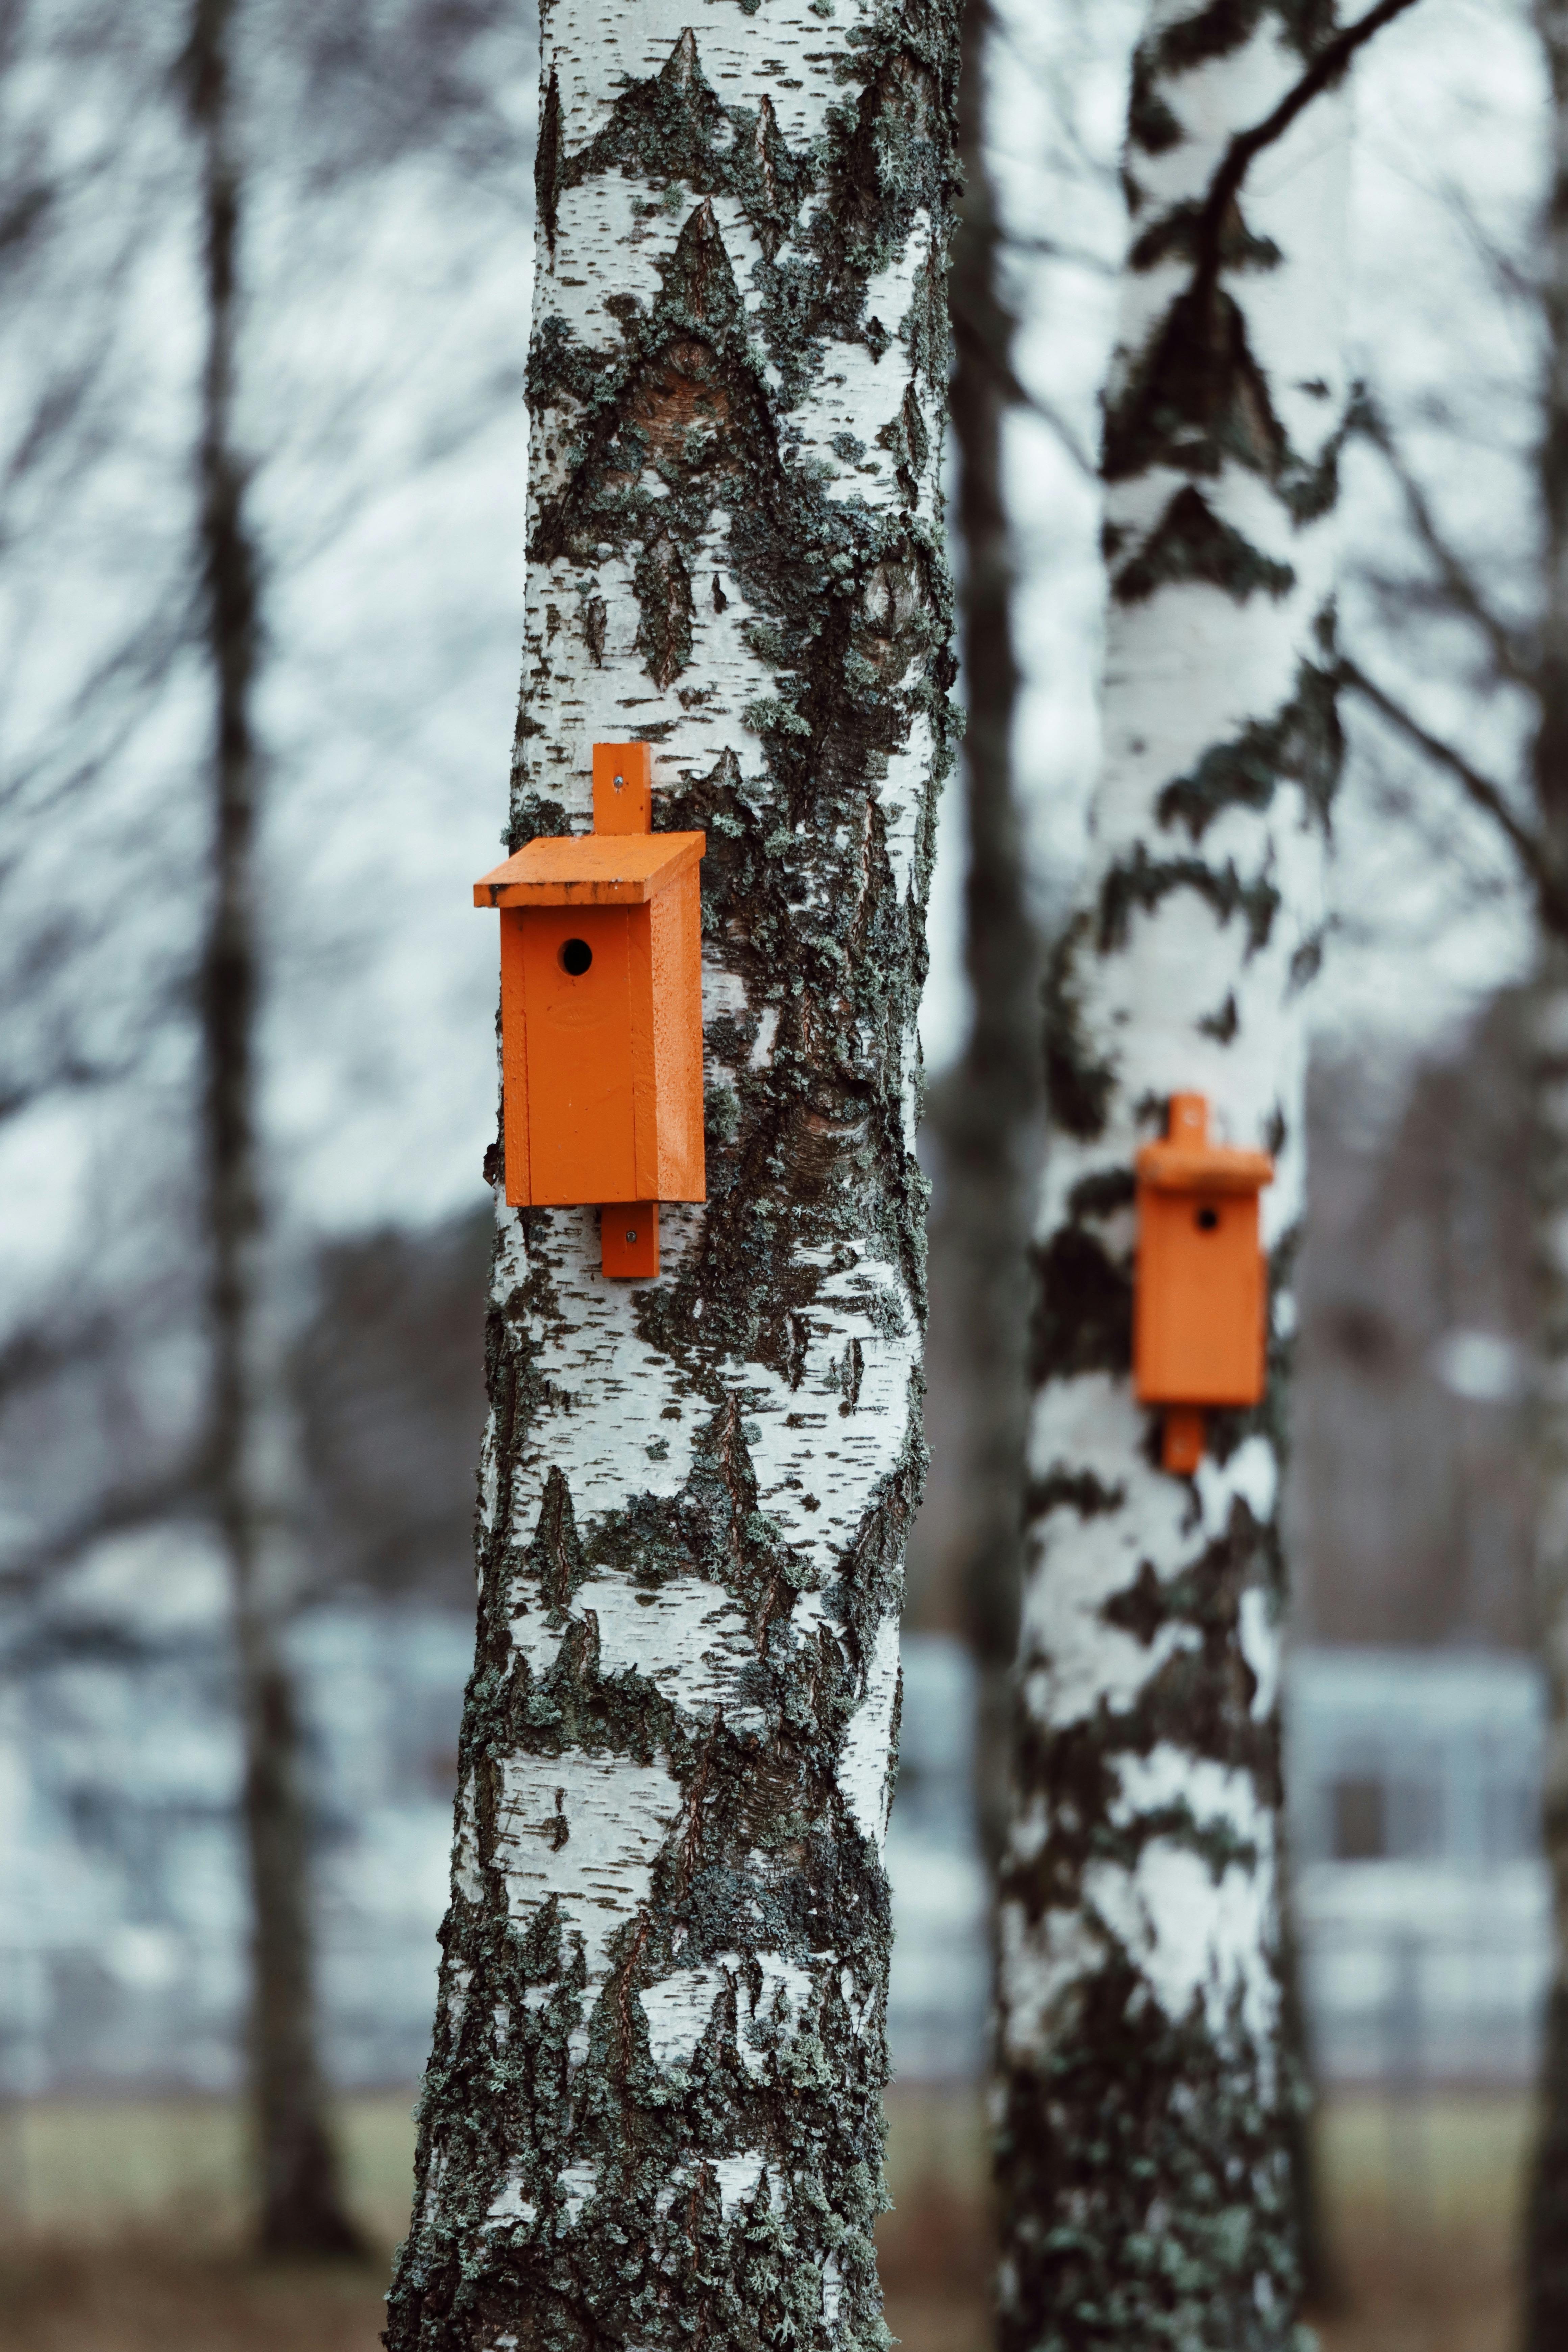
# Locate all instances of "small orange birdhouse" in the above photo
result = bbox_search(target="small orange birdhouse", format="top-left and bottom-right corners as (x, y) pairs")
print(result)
(1134, 1092), (1274, 1473)
(473, 743), (705, 1278)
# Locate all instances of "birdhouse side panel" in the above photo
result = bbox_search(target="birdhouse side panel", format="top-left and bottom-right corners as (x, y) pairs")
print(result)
(649, 866), (705, 1203)
(519, 905), (638, 1205)
(626, 903), (660, 1204)
(1134, 1189), (1266, 1406)
(499, 911), (532, 1207)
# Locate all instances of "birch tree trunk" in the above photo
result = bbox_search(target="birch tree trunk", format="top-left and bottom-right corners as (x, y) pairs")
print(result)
(993, 8), (1350, 2345)
(185, 0), (361, 2260)
(385, 5), (961, 2346)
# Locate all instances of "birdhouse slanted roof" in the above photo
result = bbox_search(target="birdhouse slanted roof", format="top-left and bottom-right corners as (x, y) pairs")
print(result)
(1135, 1136), (1274, 1196)
(1135, 1093), (1273, 1196)
(473, 830), (705, 909)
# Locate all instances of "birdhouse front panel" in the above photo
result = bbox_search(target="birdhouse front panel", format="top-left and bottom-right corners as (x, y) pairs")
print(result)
(1135, 1186), (1266, 1407)
(501, 902), (642, 1206)
(1133, 1091), (1274, 1414)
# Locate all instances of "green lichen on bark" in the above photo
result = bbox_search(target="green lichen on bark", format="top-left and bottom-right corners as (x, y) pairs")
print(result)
(386, 5), (962, 2349)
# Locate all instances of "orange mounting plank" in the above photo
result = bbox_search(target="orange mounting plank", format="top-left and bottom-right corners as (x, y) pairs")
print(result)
(593, 741), (653, 835)
(602, 1203), (659, 1279)
(1134, 1092), (1274, 1420)
(1162, 1406), (1206, 1476)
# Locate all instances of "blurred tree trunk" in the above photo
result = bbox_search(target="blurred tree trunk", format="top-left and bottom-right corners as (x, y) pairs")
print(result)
(384, 4), (962, 2346)
(1527, 937), (1568, 2345)
(993, 6), (1357, 2344)
(933, 0), (1039, 1870)
(1279, 1869), (1342, 2314)
(1314, 7), (1568, 2328)
(183, 0), (361, 2261)
(1524, 13), (1568, 2339)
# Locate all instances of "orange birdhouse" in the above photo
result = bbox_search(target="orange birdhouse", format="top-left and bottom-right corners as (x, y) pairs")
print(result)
(1134, 1092), (1274, 1474)
(473, 743), (705, 1279)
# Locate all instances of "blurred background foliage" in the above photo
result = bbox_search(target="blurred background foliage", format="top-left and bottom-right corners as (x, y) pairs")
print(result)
(0, 0), (1554, 2346)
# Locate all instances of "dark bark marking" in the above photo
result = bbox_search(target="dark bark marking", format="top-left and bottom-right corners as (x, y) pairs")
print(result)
(581, 593), (606, 665)
(1042, 914), (1116, 1143)
(1129, 201), (1283, 276)
(1110, 482), (1296, 607)
(1199, 990), (1240, 1042)
(549, 31), (812, 270)
(1156, 646), (1344, 839)
(1287, 929), (1325, 993)
(1097, 839), (1283, 957)
(1022, 1466), (1126, 1522)
(1065, 1166), (1135, 1221)
(635, 532), (695, 689)
(1105, 287), (1288, 489)
(531, 1465), (585, 1613)
(1028, 1227), (1133, 1388)
(536, 67), (563, 260)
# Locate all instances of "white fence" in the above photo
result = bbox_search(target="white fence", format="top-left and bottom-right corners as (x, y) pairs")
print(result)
(0, 1621), (1553, 2094)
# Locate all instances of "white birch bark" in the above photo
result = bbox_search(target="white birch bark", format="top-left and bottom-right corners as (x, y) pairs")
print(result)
(386, 4), (961, 2347)
(994, 6), (1349, 2345)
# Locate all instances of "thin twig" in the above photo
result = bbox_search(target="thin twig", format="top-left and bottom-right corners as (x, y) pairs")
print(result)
(951, 302), (1097, 477)
(1350, 392), (1536, 686)
(1192, 0), (1427, 309)
(1338, 652), (1550, 900)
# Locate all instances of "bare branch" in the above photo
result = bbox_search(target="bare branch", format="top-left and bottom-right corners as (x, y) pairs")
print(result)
(1016, 384), (1096, 479)
(1350, 392), (1536, 687)
(1338, 652), (1551, 905)
(1428, 164), (1543, 311)
(1192, 0), (1428, 308)
(950, 301), (1097, 479)
(0, 1464), (210, 1598)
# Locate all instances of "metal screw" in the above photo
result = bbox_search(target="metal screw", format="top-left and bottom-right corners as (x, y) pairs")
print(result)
(614, 772), (624, 789)
(625, 1228), (637, 1243)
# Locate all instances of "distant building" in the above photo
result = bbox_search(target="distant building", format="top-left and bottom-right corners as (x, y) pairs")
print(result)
(1289, 1647), (1549, 2083)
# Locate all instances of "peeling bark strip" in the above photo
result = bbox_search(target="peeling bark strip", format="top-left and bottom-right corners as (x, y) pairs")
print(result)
(385, 6), (960, 2349)
(996, 8), (1350, 2348)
